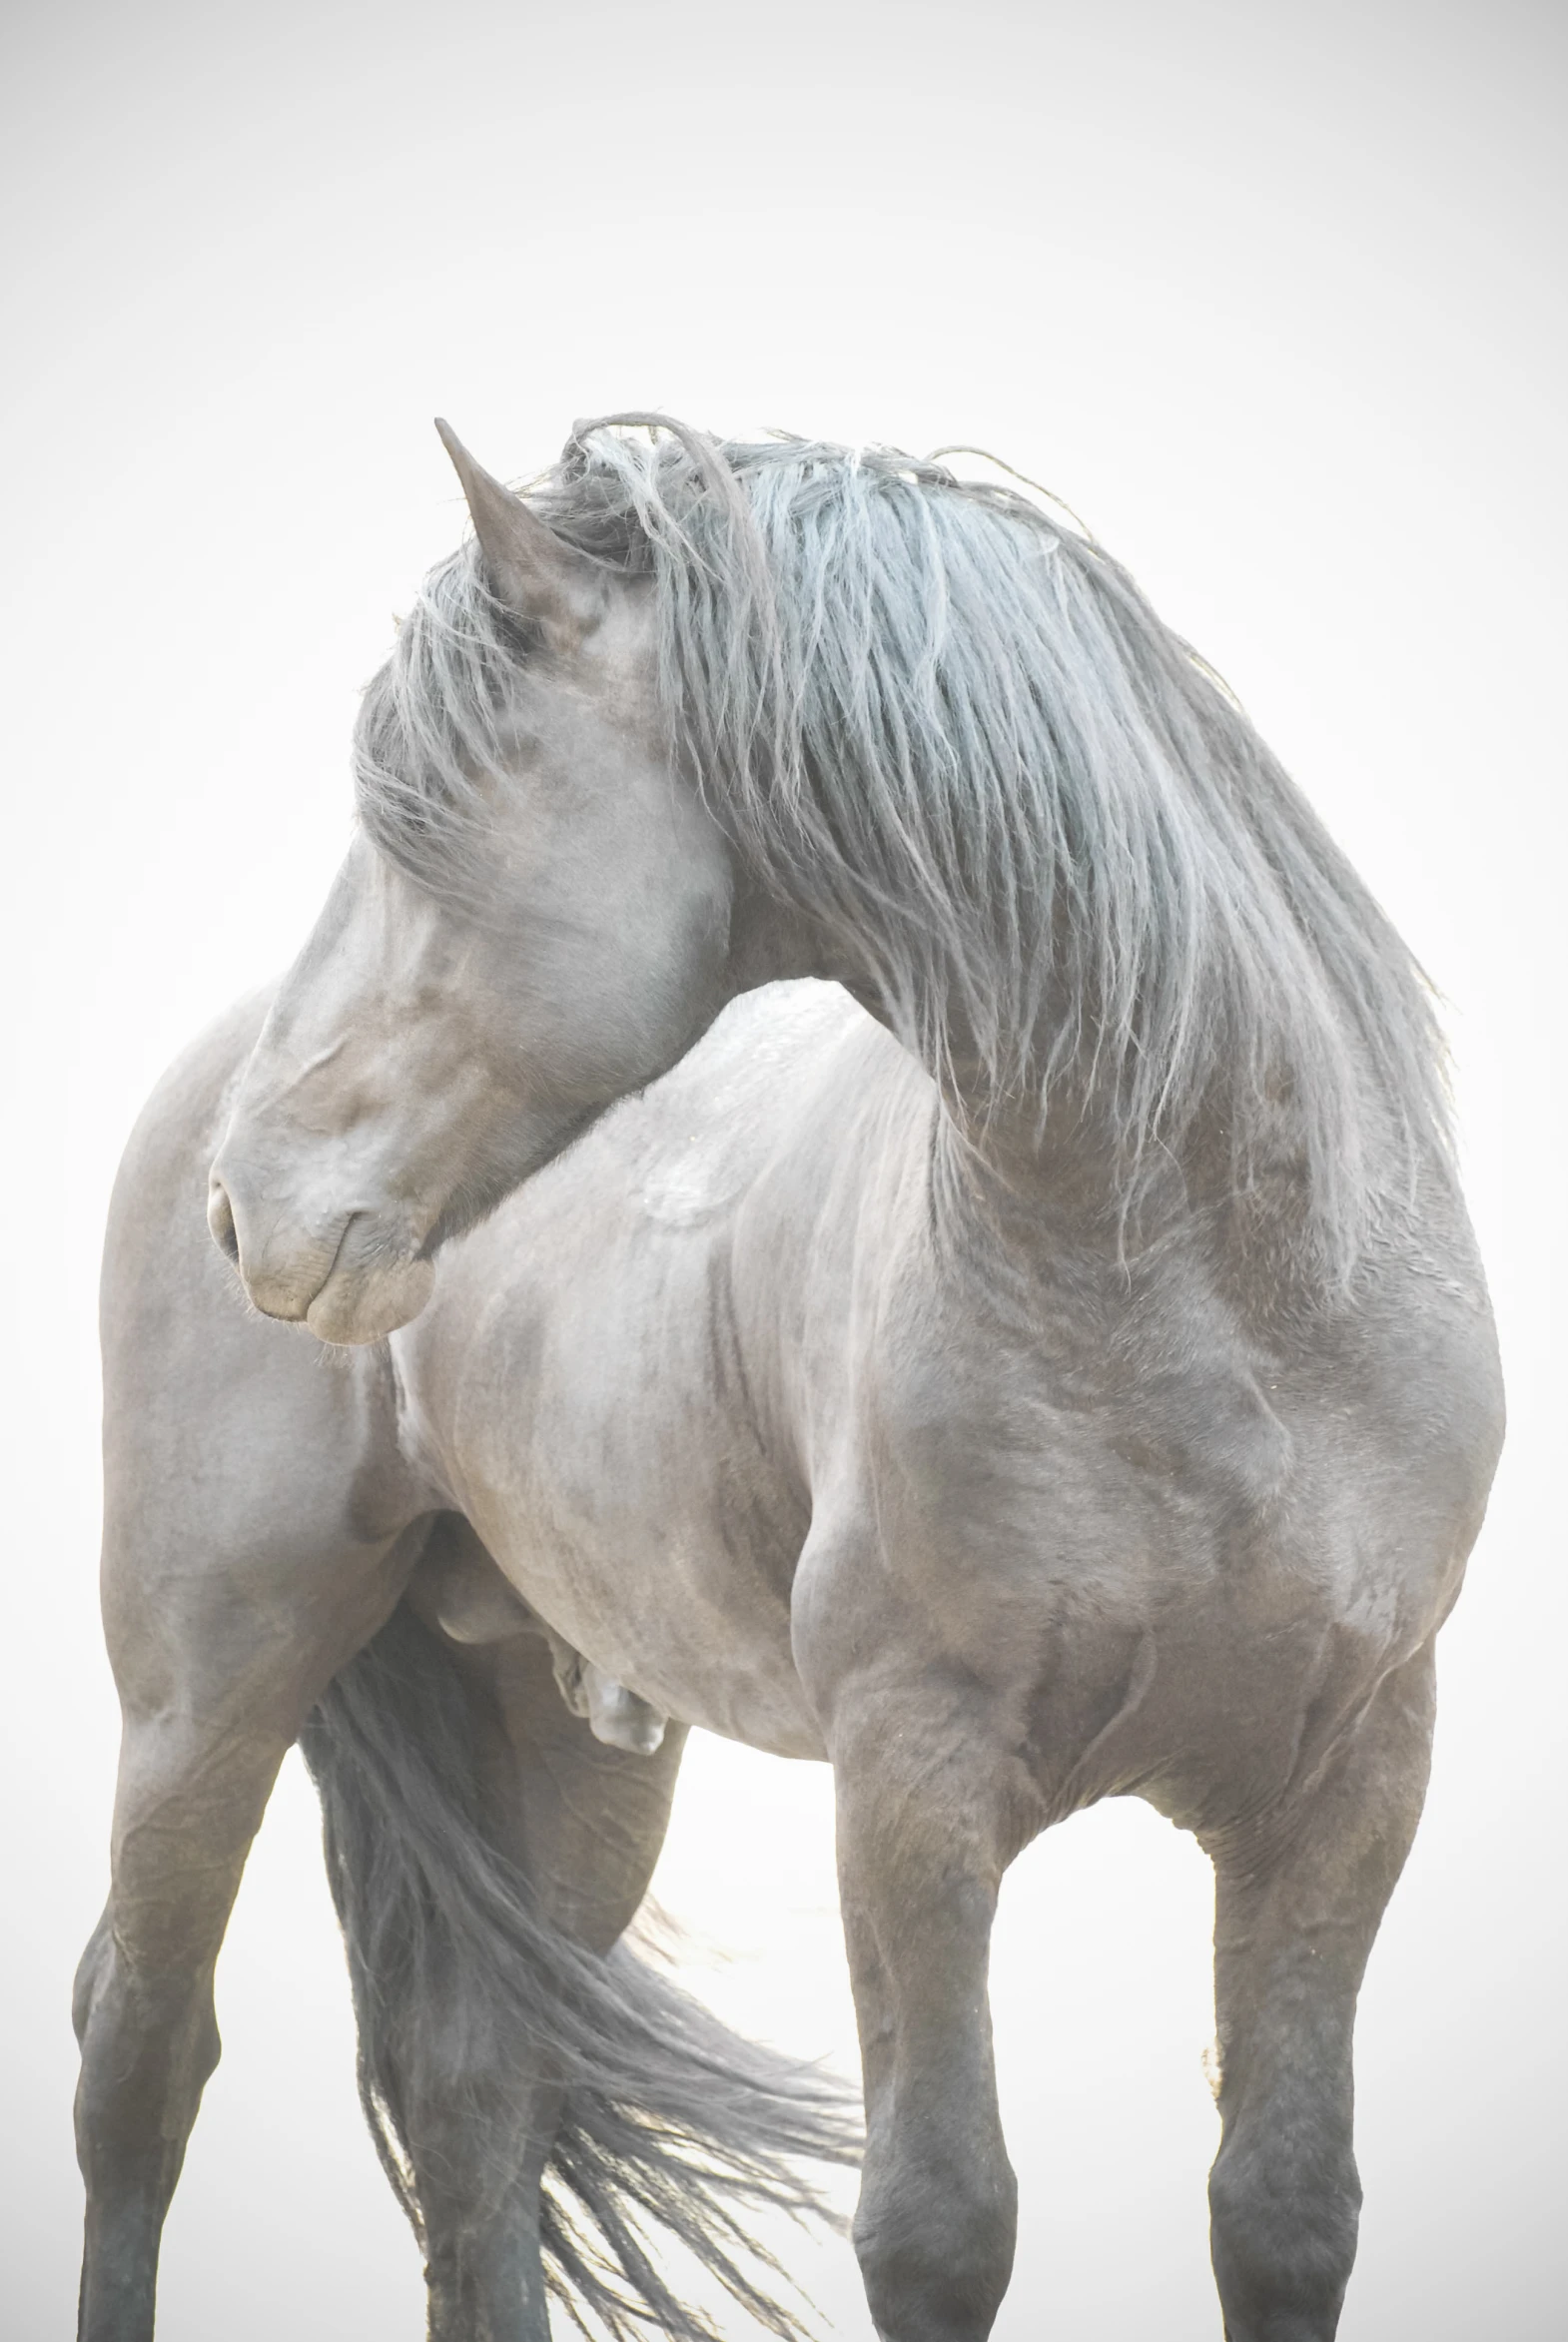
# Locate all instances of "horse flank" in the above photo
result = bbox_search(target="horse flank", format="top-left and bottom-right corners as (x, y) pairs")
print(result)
(353, 418), (1449, 1281)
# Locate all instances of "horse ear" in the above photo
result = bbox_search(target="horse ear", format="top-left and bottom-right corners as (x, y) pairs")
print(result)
(433, 417), (600, 640)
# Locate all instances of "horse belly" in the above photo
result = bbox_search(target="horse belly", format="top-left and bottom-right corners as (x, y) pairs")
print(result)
(395, 1233), (823, 1761)
(483, 1474), (822, 1762)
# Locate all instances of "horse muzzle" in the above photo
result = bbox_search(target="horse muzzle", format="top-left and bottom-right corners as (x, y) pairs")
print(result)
(207, 1169), (434, 1344)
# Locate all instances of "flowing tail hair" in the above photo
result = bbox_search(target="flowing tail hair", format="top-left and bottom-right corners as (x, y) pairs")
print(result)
(299, 1602), (860, 2341)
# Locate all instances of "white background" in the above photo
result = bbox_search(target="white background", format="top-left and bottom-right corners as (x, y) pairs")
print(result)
(3, 2), (1564, 2335)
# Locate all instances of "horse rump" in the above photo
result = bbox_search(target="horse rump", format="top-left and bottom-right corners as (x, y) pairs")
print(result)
(299, 1602), (858, 2341)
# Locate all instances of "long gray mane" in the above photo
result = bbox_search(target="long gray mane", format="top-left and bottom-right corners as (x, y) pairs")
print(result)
(355, 417), (1449, 1279)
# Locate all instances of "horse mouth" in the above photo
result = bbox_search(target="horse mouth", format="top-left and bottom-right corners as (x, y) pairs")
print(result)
(303, 1220), (436, 1344)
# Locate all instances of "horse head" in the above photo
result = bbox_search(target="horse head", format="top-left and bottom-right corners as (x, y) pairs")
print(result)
(208, 424), (736, 1344)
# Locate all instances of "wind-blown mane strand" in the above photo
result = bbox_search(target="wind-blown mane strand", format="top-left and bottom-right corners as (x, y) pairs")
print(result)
(355, 421), (1450, 1279)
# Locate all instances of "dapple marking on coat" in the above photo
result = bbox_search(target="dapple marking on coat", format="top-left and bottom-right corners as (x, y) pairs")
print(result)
(75, 414), (1503, 2342)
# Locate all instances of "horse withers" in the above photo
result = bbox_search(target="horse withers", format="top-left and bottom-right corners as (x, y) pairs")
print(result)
(75, 417), (1503, 2342)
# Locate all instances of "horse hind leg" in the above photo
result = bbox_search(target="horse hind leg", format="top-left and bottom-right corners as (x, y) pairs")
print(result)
(306, 1597), (854, 2342)
(73, 1506), (425, 2342)
(1202, 1639), (1438, 2342)
(302, 1598), (680, 2339)
(75, 997), (433, 2342)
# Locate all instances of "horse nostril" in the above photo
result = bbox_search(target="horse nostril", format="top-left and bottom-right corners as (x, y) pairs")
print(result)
(207, 1177), (240, 1264)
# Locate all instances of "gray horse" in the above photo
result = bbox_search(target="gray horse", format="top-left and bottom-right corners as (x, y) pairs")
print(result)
(74, 417), (1504, 2342)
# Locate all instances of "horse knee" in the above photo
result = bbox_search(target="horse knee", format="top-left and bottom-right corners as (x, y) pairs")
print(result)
(1208, 2131), (1360, 2341)
(854, 2152), (1017, 2342)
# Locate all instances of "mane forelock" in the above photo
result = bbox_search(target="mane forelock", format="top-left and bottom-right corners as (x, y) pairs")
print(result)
(355, 418), (1451, 1281)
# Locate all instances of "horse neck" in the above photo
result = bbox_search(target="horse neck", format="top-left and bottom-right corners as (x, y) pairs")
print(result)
(723, 877), (1303, 1283)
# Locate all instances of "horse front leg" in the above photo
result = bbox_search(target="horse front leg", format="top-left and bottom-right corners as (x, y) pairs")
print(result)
(1202, 1639), (1438, 2342)
(826, 1681), (1023, 2342)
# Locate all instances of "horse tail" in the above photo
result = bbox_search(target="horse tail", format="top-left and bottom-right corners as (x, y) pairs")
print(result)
(299, 1600), (858, 2342)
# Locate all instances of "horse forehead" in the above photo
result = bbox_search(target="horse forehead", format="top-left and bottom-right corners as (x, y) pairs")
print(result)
(509, 590), (662, 756)
(576, 568), (659, 697)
